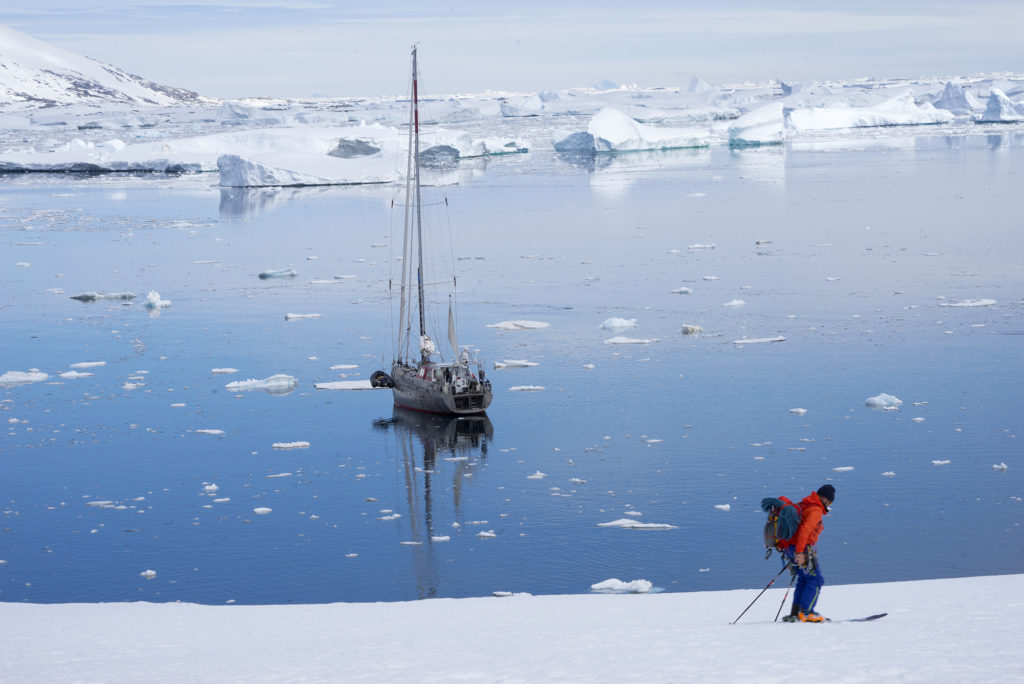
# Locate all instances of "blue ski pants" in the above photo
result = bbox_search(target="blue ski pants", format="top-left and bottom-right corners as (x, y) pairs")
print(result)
(785, 546), (825, 612)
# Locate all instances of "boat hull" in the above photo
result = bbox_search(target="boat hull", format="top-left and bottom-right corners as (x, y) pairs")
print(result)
(390, 363), (492, 415)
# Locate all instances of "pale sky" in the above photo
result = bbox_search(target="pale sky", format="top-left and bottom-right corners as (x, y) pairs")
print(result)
(1, 1), (1021, 99)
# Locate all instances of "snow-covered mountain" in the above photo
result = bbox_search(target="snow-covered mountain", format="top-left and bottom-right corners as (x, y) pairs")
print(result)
(0, 24), (205, 108)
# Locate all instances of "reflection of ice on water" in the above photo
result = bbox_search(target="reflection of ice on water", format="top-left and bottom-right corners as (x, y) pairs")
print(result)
(729, 146), (785, 186)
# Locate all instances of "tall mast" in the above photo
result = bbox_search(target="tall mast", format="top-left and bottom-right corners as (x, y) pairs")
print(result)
(412, 46), (428, 358)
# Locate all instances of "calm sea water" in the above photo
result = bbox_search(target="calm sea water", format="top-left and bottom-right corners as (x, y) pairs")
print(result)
(2, 131), (1022, 604)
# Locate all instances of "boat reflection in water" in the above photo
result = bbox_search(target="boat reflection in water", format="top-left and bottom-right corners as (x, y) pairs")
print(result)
(372, 407), (494, 598)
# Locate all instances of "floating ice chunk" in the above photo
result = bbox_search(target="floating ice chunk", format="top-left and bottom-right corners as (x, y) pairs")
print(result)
(932, 460), (951, 466)
(399, 541), (422, 546)
(139, 569), (156, 580)
(866, 393), (902, 408)
(144, 291), (171, 309)
(204, 484), (219, 492)
(477, 530), (496, 538)
(938, 298), (996, 307)
(272, 442), (309, 450)
(604, 336), (658, 345)
(431, 536), (451, 542)
(226, 374), (298, 395)
(993, 463), (1008, 472)
(265, 473), (293, 478)
(330, 364), (359, 370)
(833, 466), (855, 472)
(0, 370), (49, 388)
(586, 108), (709, 152)
(494, 359), (539, 369)
(722, 299), (745, 307)
(591, 578), (653, 594)
(122, 382), (142, 390)
(599, 318), (638, 331)
(258, 268), (298, 279)
(789, 408), (807, 415)
(59, 371), (93, 379)
(527, 471), (548, 479)
(509, 385), (545, 392)
(787, 90), (954, 131)
(378, 513), (401, 521)
(582, 363), (595, 369)
(314, 380), (375, 390)
(671, 286), (693, 295)
(734, 336), (785, 345)
(69, 292), (135, 302)
(714, 504), (731, 512)
(912, 417), (926, 423)
(214, 498), (230, 503)
(493, 591), (532, 597)
(70, 361), (106, 369)
(680, 324), (702, 335)
(211, 368), (238, 374)
(253, 507), (272, 514)
(882, 471), (896, 477)
(624, 510), (642, 517)
(598, 519), (678, 530)
(195, 429), (225, 436)
(690, 244), (715, 250)
(486, 320), (550, 330)
(285, 313), (322, 320)
(703, 275), (719, 281)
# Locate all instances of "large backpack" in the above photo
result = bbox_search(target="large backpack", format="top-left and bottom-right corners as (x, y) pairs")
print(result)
(761, 496), (801, 558)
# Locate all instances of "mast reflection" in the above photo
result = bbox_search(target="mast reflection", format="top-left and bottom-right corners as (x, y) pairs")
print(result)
(372, 407), (493, 598)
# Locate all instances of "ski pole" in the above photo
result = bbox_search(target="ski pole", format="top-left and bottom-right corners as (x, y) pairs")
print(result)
(731, 563), (790, 625)
(774, 571), (796, 622)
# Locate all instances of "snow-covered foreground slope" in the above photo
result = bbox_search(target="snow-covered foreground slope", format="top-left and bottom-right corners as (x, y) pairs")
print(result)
(2, 574), (1020, 683)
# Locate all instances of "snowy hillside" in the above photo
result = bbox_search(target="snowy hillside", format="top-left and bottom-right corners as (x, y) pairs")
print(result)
(0, 24), (204, 107)
(1, 575), (1021, 683)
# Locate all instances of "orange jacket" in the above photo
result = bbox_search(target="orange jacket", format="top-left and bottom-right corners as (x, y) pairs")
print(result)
(792, 491), (827, 553)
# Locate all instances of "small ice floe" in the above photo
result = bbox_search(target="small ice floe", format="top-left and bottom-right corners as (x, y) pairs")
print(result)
(192, 260), (220, 265)
(833, 466), (855, 472)
(431, 535), (451, 542)
(932, 460), (951, 466)
(285, 313), (322, 321)
(258, 268), (298, 279)
(330, 364), (359, 370)
(494, 359), (539, 369)
(671, 286), (693, 295)
(624, 510), (643, 517)
(826, 276), (841, 282)
(400, 541), (422, 546)
(477, 530), (496, 538)
(139, 569), (157, 580)
(604, 336), (658, 344)
(253, 507), (273, 514)
(582, 363), (595, 369)
(993, 463), (1008, 472)
(702, 275), (719, 281)
(722, 299), (746, 307)
(144, 291), (171, 309)
(938, 298), (996, 307)
(378, 513), (401, 521)
(689, 243), (715, 250)
(15, 262), (30, 268)
(204, 484), (219, 493)
(733, 336), (785, 345)
(69, 292), (135, 302)
(912, 417), (926, 423)
(486, 320), (550, 330)
(591, 578), (654, 594)
(598, 519), (678, 530)
(272, 442), (309, 450)
(526, 471), (548, 479)
(59, 371), (93, 379)
(0, 370), (49, 388)
(569, 477), (587, 484)
(214, 498), (230, 503)
(226, 374), (298, 395)
(493, 591), (532, 597)
(599, 317), (638, 331)
(882, 471), (896, 477)
(211, 368), (238, 375)
(122, 382), (143, 390)
(70, 361), (106, 369)
(714, 504), (731, 512)
(195, 429), (225, 436)
(680, 324), (702, 335)
(265, 472), (292, 478)
(314, 380), (376, 390)
(509, 385), (545, 392)
(865, 393), (902, 409)
(789, 408), (807, 415)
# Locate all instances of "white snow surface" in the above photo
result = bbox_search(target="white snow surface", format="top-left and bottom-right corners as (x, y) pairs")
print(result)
(4, 575), (1019, 683)
(786, 90), (954, 131)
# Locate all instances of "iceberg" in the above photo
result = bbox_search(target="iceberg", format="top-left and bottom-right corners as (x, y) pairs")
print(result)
(786, 91), (954, 131)
(977, 88), (1024, 122)
(225, 374), (299, 395)
(932, 82), (979, 115)
(553, 108), (708, 154)
(590, 578), (653, 594)
(865, 393), (902, 409)
(728, 103), (785, 146)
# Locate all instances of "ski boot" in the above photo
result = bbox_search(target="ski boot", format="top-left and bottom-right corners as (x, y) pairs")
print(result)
(797, 610), (827, 623)
(781, 603), (800, 622)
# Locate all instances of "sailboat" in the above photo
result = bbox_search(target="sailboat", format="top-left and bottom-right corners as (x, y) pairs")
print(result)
(371, 46), (492, 415)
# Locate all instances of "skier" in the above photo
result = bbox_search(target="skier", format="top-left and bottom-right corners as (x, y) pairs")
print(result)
(781, 484), (835, 623)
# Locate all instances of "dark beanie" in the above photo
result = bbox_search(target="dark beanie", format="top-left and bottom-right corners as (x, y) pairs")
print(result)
(818, 484), (836, 502)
